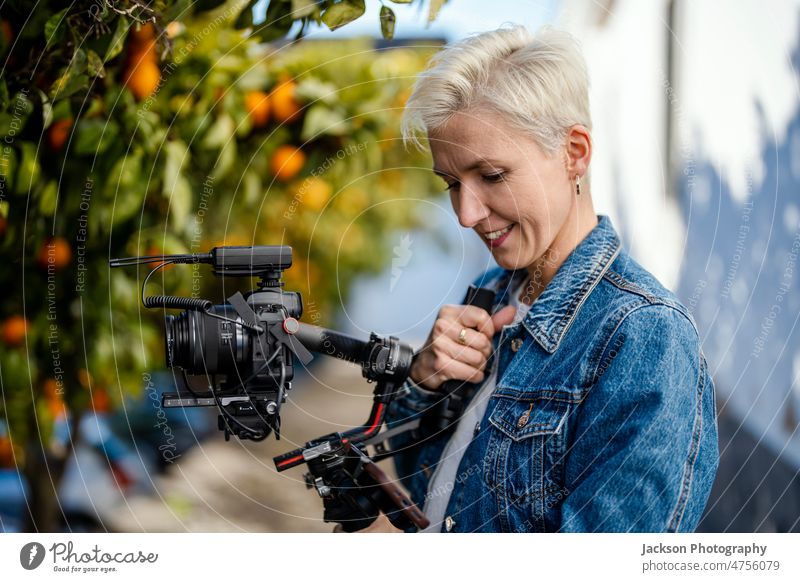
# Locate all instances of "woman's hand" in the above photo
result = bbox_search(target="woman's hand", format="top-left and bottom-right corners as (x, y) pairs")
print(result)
(410, 304), (517, 391)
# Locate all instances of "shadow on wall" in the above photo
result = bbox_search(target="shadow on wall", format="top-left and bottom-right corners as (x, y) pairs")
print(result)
(677, 23), (800, 533)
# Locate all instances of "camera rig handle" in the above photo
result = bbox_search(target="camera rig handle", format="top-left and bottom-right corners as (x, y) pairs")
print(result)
(273, 326), (412, 471)
(272, 325), (428, 531)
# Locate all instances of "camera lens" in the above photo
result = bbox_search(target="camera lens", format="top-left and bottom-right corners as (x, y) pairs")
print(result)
(164, 306), (248, 374)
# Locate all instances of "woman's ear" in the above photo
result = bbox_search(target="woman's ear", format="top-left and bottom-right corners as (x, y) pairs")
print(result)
(564, 124), (592, 178)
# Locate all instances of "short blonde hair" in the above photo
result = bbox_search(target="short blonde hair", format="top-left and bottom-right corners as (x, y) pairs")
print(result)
(401, 25), (591, 156)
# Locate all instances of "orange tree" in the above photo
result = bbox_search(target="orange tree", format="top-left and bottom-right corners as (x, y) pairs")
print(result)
(0, 0), (445, 530)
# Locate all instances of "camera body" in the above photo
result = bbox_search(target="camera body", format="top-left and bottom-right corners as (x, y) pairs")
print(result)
(165, 286), (303, 440)
(142, 245), (307, 441)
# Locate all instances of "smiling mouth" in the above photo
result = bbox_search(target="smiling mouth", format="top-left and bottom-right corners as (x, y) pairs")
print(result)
(482, 224), (514, 240)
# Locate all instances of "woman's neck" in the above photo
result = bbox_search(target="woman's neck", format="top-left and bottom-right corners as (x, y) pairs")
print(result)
(520, 198), (598, 306)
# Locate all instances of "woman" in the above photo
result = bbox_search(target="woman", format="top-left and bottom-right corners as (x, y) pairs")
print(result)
(371, 25), (718, 533)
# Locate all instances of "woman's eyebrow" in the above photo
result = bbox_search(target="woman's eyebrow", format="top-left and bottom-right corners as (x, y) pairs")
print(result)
(432, 160), (504, 177)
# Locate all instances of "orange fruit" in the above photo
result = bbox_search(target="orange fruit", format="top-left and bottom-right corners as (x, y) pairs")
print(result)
(91, 388), (111, 413)
(48, 118), (73, 151)
(48, 399), (66, 419)
(124, 59), (161, 101)
(270, 145), (306, 182)
(245, 90), (271, 128)
(296, 177), (332, 211)
(270, 78), (301, 124)
(1, 20), (13, 46)
(1, 315), (28, 346)
(43, 378), (61, 399)
(37, 236), (71, 270)
(0, 435), (14, 467)
(129, 22), (156, 53)
(131, 22), (155, 42)
(44, 380), (65, 418)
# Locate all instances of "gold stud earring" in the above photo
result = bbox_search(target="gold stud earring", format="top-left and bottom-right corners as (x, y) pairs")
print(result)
(575, 175), (581, 196)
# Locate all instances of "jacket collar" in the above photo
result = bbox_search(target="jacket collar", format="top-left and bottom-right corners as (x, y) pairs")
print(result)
(493, 215), (622, 354)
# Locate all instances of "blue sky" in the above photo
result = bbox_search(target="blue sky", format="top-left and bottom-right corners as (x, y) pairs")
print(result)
(253, 0), (557, 42)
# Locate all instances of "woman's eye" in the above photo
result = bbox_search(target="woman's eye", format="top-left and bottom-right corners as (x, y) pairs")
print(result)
(443, 181), (459, 191)
(483, 172), (505, 183)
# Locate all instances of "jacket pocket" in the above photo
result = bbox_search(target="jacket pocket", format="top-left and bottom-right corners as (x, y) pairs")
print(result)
(483, 389), (571, 532)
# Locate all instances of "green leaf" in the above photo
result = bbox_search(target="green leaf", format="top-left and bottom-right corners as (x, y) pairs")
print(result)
(291, 0), (319, 18)
(234, 1), (255, 28)
(201, 113), (235, 149)
(74, 118), (118, 155)
(428, 0), (446, 23)
(0, 78), (8, 109)
(380, 6), (396, 40)
(39, 90), (53, 128)
(87, 50), (106, 79)
(104, 18), (129, 63)
(15, 143), (40, 195)
(301, 104), (348, 141)
(107, 152), (146, 224)
(169, 174), (192, 231)
(38, 180), (59, 215)
(294, 78), (339, 106)
(254, 0), (295, 42)
(49, 49), (88, 101)
(44, 8), (69, 47)
(162, 140), (190, 197)
(243, 168), (261, 205)
(211, 141), (236, 180)
(321, 0), (366, 31)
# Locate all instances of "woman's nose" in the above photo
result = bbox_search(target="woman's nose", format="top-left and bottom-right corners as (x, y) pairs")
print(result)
(454, 188), (490, 229)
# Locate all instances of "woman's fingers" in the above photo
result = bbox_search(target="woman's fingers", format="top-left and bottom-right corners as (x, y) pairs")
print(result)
(441, 304), (495, 337)
(440, 336), (488, 368)
(435, 310), (493, 354)
(415, 348), (487, 385)
(410, 304), (502, 390)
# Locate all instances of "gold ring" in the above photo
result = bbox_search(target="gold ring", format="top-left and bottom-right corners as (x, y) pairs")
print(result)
(458, 328), (468, 345)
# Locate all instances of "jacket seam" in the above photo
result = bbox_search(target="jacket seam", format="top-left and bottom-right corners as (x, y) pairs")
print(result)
(531, 241), (621, 353)
(667, 354), (706, 532)
(588, 302), (659, 385)
(603, 270), (700, 333)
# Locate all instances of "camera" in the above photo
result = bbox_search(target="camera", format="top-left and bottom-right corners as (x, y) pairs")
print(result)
(112, 245), (314, 442)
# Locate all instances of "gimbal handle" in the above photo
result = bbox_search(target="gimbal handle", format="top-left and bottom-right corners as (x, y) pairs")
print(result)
(273, 328), (413, 471)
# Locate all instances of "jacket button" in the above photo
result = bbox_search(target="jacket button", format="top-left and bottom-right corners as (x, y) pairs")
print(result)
(510, 338), (524, 352)
(473, 421), (481, 435)
(517, 403), (534, 428)
(445, 516), (456, 532)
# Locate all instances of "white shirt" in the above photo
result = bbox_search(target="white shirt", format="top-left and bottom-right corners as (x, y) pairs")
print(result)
(422, 276), (532, 532)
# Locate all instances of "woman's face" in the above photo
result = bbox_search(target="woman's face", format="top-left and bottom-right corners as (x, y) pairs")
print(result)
(429, 109), (576, 272)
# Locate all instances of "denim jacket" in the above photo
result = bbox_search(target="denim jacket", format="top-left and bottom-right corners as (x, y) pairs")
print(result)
(386, 215), (719, 532)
